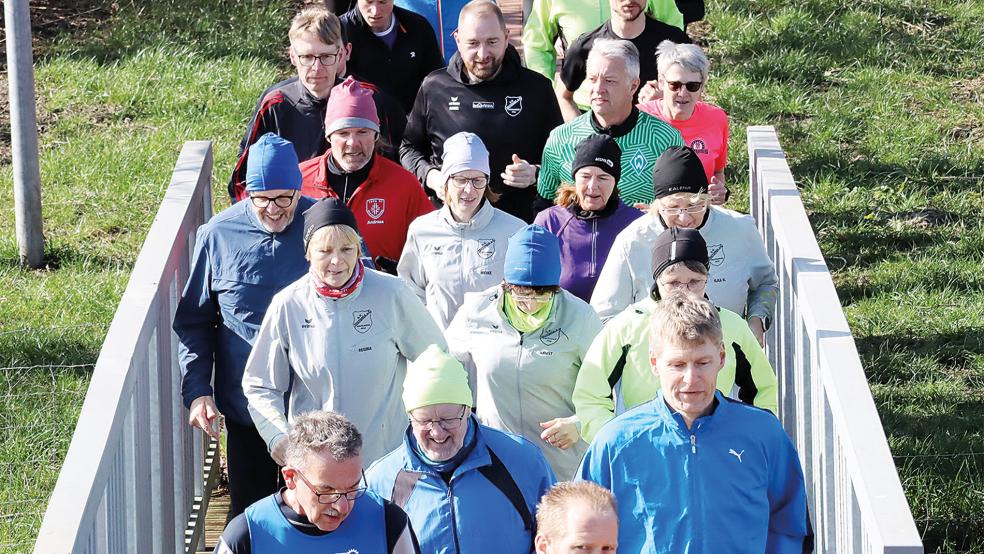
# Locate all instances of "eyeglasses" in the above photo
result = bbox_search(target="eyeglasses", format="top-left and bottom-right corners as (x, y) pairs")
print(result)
(448, 175), (489, 190)
(659, 277), (707, 292)
(409, 406), (468, 431)
(296, 52), (340, 67)
(666, 80), (703, 92)
(658, 201), (707, 217)
(249, 193), (296, 209)
(294, 469), (368, 504)
(509, 291), (554, 304)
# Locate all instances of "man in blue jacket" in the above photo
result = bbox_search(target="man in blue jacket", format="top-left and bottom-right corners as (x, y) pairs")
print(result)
(173, 133), (315, 518)
(367, 344), (557, 553)
(576, 293), (813, 553)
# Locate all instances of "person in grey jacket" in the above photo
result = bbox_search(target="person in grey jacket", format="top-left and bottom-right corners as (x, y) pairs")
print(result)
(446, 225), (603, 479)
(590, 146), (777, 344)
(243, 198), (447, 466)
(398, 132), (526, 330)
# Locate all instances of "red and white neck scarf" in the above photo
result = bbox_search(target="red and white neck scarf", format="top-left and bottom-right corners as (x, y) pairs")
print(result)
(311, 259), (365, 299)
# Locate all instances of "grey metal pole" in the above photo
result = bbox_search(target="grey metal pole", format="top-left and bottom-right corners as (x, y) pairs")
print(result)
(5, 0), (45, 268)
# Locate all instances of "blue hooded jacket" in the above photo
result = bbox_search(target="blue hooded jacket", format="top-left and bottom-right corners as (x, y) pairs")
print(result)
(173, 196), (314, 425)
(366, 417), (556, 554)
(576, 392), (812, 553)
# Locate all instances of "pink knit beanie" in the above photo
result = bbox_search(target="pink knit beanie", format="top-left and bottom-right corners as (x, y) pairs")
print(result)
(324, 76), (380, 136)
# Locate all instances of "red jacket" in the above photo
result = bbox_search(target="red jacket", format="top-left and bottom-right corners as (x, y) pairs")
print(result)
(300, 151), (434, 261)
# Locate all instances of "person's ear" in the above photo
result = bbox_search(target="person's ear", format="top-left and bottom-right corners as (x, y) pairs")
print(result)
(630, 77), (641, 95)
(533, 534), (550, 554)
(282, 467), (297, 489)
(344, 42), (353, 61)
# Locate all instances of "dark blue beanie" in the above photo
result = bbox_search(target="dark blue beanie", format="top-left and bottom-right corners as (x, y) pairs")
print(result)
(246, 133), (302, 192)
(503, 225), (562, 286)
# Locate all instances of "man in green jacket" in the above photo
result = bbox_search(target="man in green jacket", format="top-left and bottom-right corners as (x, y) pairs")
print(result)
(573, 226), (778, 443)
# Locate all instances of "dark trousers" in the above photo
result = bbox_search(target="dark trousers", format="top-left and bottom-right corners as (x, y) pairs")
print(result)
(225, 418), (281, 518)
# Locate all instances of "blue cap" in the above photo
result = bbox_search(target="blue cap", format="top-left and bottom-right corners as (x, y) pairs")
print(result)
(503, 225), (562, 286)
(245, 133), (302, 192)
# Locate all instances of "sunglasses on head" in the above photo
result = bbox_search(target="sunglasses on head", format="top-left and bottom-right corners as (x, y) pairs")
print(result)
(666, 80), (703, 92)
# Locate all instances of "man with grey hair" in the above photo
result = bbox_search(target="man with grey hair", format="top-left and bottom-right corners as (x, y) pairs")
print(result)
(576, 293), (811, 552)
(537, 38), (684, 210)
(555, 0), (690, 120)
(215, 411), (421, 553)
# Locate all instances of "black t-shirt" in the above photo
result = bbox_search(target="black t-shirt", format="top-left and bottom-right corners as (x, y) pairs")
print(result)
(214, 490), (419, 553)
(560, 17), (691, 94)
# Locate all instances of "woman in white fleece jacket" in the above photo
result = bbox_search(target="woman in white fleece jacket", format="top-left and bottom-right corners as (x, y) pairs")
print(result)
(243, 198), (446, 466)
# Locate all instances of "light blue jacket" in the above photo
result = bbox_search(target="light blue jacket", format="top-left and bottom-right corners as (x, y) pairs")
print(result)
(367, 418), (556, 554)
(577, 392), (812, 553)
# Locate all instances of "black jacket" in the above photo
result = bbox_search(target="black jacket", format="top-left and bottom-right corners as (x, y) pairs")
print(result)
(400, 46), (562, 222)
(228, 75), (406, 202)
(340, 6), (445, 113)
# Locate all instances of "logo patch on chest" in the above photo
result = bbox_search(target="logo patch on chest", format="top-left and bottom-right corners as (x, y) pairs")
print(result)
(504, 96), (523, 116)
(353, 310), (372, 333)
(477, 238), (496, 259)
(707, 243), (725, 267)
(449, 96), (460, 111)
(540, 326), (568, 346)
(366, 198), (385, 220)
(690, 138), (709, 154)
(629, 150), (647, 174)
(473, 101), (495, 110)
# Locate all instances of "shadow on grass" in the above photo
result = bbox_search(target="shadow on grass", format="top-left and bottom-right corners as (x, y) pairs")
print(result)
(858, 330), (984, 385)
(0, 241), (131, 273)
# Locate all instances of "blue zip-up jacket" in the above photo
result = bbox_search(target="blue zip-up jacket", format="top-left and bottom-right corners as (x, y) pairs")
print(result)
(366, 418), (557, 554)
(576, 392), (812, 553)
(395, 0), (492, 63)
(173, 197), (314, 425)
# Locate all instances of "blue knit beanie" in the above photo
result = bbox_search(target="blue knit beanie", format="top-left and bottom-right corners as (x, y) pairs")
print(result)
(245, 133), (303, 192)
(503, 225), (562, 286)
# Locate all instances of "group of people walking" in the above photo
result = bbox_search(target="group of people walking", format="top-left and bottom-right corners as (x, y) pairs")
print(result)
(171, 0), (813, 551)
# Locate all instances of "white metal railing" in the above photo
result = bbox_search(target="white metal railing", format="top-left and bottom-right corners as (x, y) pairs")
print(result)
(748, 126), (923, 553)
(34, 141), (216, 554)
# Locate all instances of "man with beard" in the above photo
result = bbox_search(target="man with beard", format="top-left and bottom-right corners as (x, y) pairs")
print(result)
(228, 6), (406, 202)
(215, 411), (421, 554)
(556, 0), (690, 120)
(300, 76), (433, 272)
(400, 0), (562, 223)
(174, 134), (316, 518)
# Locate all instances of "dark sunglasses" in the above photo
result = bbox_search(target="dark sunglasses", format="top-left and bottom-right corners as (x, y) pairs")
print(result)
(666, 80), (703, 92)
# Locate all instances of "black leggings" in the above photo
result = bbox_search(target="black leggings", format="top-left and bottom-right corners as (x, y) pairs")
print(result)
(225, 419), (281, 518)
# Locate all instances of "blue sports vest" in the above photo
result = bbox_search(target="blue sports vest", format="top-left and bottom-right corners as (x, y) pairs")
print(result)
(245, 491), (389, 553)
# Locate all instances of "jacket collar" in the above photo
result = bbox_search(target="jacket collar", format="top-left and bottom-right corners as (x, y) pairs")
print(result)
(439, 197), (495, 230)
(309, 150), (382, 198)
(590, 107), (639, 138)
(653, 390), (725, 437)
(447, 44), (523, 86)
(569, 191), (623, 220)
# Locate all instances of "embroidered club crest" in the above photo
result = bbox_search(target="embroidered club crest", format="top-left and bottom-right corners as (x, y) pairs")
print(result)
(690, 138), (709, 154)
(629, 150), (647, 174)
(504, 96), (523, 117)
(708, 244), (725, 267)
(366, 198), (385, 220)
(353, 310), (372, 333)
(477, 239), (495, 259)
(540, 327), (568, 346)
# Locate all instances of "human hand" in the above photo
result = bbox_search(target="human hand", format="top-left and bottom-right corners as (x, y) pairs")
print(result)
(188, 395), (221, 439)
(270, 435), (289, 466)
(539, 416), (580, 450)
(709, 174), (727, 205)
(501, 154), (536, 188)
(633, 202), (650, 212)
(637, 80), (661, 103)
(425, 169), (445, 196)
(748, 317), (766, 347)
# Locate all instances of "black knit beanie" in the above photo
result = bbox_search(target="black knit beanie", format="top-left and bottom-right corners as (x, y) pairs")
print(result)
(652, 146), (709, 199)
(650, 227), (709, 299)
(571, 134), (622, 182)
(303, 197), (360, 249)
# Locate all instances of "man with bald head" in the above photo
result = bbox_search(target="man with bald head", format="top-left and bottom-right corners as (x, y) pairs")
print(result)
(400, 0), (562, 222)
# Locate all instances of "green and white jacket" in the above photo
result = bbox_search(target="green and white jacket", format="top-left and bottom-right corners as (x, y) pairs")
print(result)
(446, 286), (603, 479)
(573, 296), (779, 443)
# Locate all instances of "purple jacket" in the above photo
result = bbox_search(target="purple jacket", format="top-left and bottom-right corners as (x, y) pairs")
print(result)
(534, 199), (643, 302)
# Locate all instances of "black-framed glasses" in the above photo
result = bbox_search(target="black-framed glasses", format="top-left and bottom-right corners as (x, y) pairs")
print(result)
(666, 80), (703, 92)
(296, 52), (340, 67)
(409, 405), (468, 431)
(448, 175), (489, 190)
(249, 193), (296, 209)
(294, 469), (367, 504)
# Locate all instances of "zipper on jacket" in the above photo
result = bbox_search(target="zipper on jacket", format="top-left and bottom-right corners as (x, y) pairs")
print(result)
(590, 220), (598, 276)
(447, 479), (462, 553)
(690, 434), (696, 454)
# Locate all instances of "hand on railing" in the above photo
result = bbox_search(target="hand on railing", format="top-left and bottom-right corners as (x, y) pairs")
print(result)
(188, 395), (221, 439)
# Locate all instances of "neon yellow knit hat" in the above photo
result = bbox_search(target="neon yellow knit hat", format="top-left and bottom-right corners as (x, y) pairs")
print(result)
(403, 345), (474, 412)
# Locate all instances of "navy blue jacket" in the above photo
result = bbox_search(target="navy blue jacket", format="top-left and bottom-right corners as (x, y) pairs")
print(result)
(173, 198), (313, 425)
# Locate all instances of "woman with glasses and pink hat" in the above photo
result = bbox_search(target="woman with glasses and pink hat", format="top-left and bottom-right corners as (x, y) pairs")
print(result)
(445, 225), (602, 479)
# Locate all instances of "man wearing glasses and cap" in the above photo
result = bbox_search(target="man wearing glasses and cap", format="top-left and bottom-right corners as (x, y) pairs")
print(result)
(215, 411), (421, 553)
(367, 345), (556, 554)
(174, 134), (315, 519)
